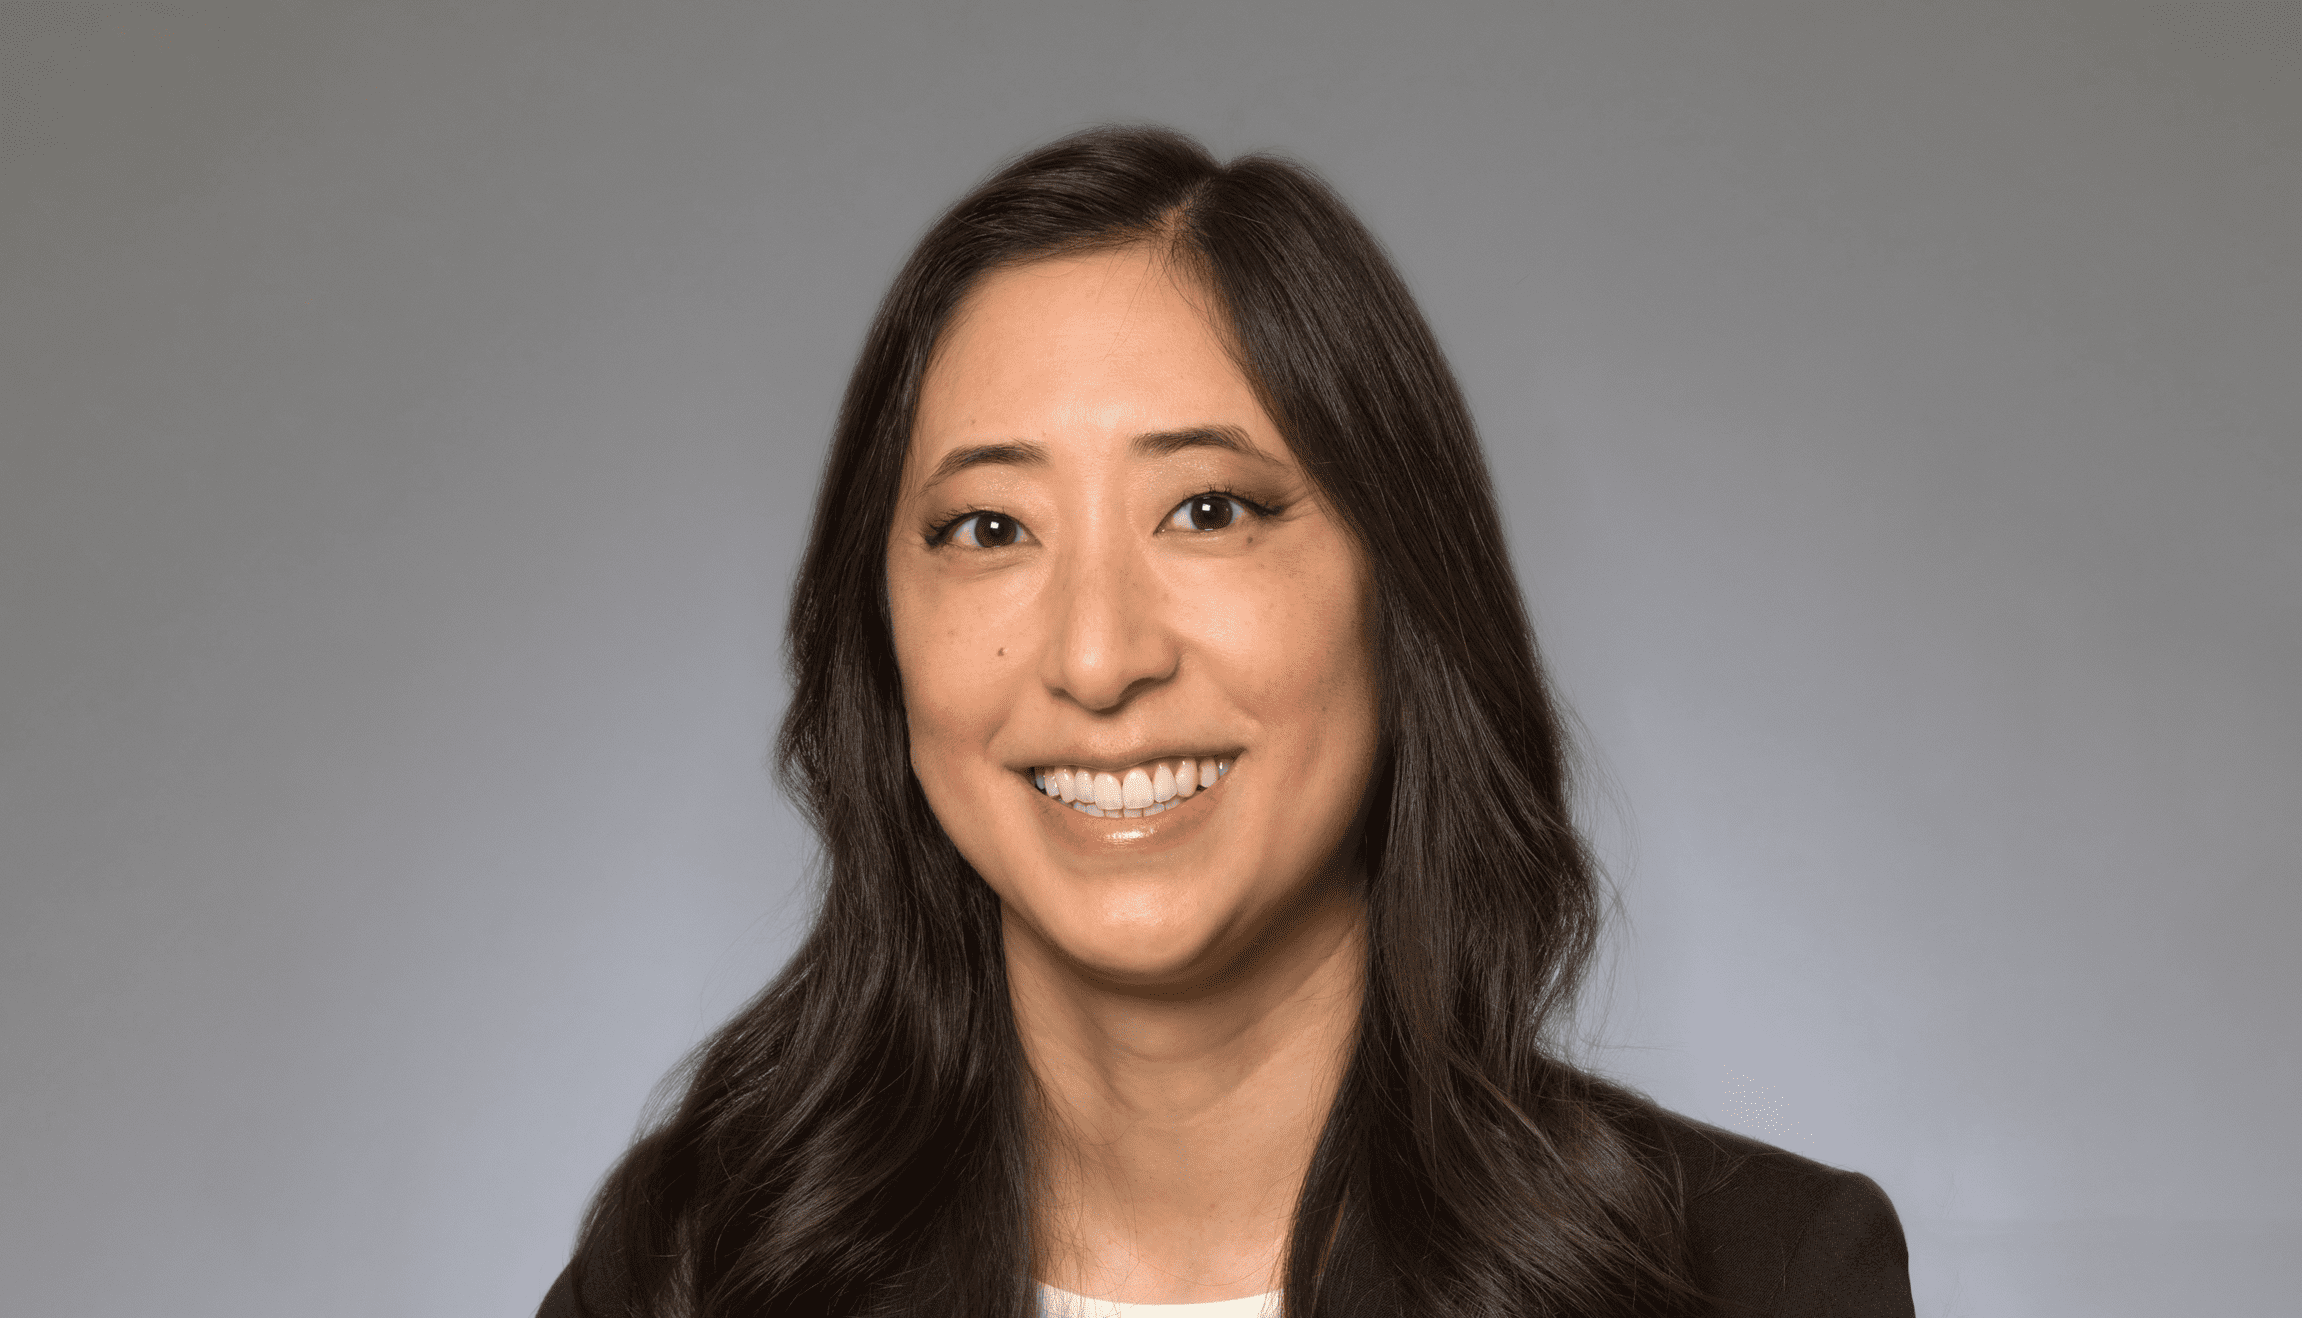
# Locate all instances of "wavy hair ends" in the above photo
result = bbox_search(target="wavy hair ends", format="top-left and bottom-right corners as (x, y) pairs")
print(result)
(569, 125), (1703, 1318)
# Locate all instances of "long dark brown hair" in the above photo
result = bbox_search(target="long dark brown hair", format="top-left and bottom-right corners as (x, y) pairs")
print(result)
(570, 125), (1703, 1317)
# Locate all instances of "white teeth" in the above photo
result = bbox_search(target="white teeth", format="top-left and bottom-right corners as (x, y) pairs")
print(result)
(1034, 756), (1233, 815)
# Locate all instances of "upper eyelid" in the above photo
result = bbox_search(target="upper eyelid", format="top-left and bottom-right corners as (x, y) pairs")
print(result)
(925, 509), (985, 544)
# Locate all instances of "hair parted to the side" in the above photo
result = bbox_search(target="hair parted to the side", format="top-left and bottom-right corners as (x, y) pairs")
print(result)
(571, 125), (1705, 1318)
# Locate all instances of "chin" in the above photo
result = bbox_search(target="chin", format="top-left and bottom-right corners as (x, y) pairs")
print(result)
(1023, 890), (1243, 988)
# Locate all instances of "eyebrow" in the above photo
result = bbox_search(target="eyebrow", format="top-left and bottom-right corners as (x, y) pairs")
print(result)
(920, 441), (1049, 490)
(1131, 424), (1279, 466)
(917, 425), (1280, 493)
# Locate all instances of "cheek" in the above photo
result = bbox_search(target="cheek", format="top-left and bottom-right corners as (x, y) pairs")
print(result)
(886, 557), (1037, 763)
(1181, 538), (1379, 741)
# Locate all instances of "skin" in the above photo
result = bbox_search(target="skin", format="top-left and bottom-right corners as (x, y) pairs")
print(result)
(886, 245), (1381, 1303)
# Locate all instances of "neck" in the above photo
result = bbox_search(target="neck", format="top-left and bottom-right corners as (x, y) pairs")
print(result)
(1009, 882), (1365, 1306)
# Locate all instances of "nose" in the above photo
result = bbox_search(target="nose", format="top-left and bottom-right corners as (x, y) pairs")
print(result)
(1042, 522), (1179, 713)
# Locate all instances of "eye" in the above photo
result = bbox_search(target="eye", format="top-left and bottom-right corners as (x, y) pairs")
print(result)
(943, 510), (1029, 549)
(1165, 493), (1248, 532)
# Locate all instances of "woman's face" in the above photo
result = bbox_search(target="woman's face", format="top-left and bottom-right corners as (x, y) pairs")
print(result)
(887, 246), (1380, 987)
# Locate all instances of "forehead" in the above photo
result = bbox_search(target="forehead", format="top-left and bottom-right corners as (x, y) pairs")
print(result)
(911, 248), (1268, 461)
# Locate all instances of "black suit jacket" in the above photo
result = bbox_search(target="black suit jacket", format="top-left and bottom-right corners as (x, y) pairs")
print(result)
(1306, 1112), (1913, 1317)
(538, 1108), (1912, 1317)
(1659, 1115), (1913, 1318)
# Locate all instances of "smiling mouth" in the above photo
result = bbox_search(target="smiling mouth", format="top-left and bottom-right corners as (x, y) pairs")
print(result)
(1031, 756), (1233, 817)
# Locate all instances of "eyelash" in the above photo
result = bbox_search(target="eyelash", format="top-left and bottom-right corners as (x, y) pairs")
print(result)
(1162, 489), (1278, 533)
(926, 508), (1025, 549)
(925, 489), (1280, 548)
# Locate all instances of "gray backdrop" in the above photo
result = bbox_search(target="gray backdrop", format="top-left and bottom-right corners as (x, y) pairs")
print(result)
(3, 3), (2295, 1315)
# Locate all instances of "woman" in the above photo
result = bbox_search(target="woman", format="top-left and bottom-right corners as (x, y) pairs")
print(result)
(540, 126), (1912, 1318)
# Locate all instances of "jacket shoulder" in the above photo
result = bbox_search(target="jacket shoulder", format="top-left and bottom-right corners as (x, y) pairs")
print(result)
(1646, 1108), (1914, 1318)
